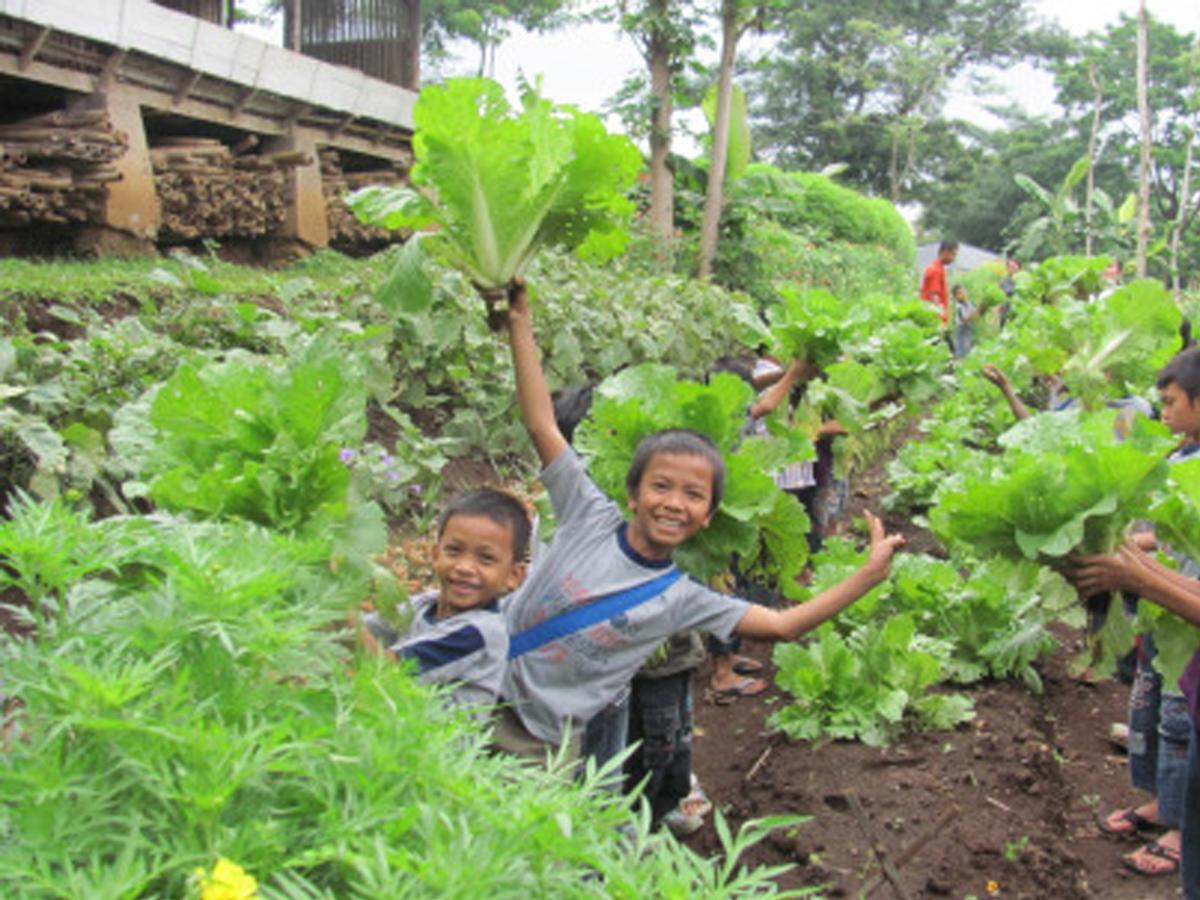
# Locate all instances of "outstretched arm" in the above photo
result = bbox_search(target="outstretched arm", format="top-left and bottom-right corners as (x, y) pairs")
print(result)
(735, 511), (904, 640)
(981, 364), (1030, 421)
(1072, 540), (1200, 627)
(749, 358), (814, 420)
(506, 277), (568, 467)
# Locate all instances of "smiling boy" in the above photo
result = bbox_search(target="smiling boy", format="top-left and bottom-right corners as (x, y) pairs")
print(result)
(361, 489), (530, 711)
(497, 278), (903, 755)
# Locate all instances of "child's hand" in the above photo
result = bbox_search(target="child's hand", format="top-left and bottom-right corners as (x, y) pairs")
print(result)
(980, 364), (1009, 389)
(863, 510), (904, 581)
(1068, 539), (1159, 597)
(492, 275), (528, 331)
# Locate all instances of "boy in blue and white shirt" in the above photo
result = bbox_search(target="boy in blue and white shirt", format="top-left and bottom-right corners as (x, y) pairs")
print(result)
(361, 489), (530, 712)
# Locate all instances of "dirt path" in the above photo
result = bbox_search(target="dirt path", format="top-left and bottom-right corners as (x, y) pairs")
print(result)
(689, 636), (1181, 899)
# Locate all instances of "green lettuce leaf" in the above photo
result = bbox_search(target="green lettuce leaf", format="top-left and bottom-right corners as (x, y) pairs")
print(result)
(349, 78), (642, 310)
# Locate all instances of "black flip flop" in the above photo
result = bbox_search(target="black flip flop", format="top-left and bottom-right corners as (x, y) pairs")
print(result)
(1097, 807), (1161, 837)
(1122, 840), (1180, 876)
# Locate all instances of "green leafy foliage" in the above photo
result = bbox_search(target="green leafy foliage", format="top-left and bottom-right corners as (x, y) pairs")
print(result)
(770, 614), (974, 747)
(348, 77), (642, 311)
(1152, 457), (1200, 566)
(140, 332), (383, 552)
(765, 287), (848, 370)
(931, 410), (1175, 561)
(574, 364), (812, 592)
(0, 500), (813, 897)
(1058, 279), (1183, 408)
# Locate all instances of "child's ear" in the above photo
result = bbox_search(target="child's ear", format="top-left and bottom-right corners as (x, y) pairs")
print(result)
(506, 560), (528, 591)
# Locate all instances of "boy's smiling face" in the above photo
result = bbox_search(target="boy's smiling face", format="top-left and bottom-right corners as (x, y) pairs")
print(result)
(626, 452), (715, 559)
(1160, 382), (1200, 442)
(432, 513), (526, 617)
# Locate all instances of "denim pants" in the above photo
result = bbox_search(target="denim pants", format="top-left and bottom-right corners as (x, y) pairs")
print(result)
(581, 692), (630, 788)
(1129, 641), (1192, 827)
(1182, 733), (1200, 898)
(624, 670), (694, 826)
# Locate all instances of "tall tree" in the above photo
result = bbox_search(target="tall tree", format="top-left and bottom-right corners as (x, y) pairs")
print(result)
(423, 0), (574, 76)
(695, 0), (778, 278)
(1135, 0), (1151, 278)
(1054, 13), (1199, 273)
(747, 0), (1041, 202)
(605, 0), (706, 249)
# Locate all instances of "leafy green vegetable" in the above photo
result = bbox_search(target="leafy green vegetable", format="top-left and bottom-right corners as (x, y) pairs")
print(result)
(765, 287), (848, 370)
(1060, 279), (1183, 407)
(349, 78), (642, 314)
(931, 409), (1174, 561)
(140, 332), (384, 553)
(1151, 457), (1200, 564)
(574, 363), (813, 592)
(770, 614), (974, 746)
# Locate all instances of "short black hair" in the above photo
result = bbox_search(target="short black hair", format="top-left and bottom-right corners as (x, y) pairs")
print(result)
(625, 429), (725, 512)
(938, 240), (959, 254)
(707, 355), (756, 387)
(437, 488), (532, 561)
(1157, 346), (1200, 401)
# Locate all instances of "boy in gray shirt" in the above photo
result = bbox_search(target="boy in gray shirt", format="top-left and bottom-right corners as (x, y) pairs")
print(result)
(498, 278), (904, 754)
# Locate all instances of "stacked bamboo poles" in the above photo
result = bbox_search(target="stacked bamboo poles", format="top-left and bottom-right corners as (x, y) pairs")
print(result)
(319, 148), (406, 246)
(0, 109), (127, 228)
(151, 137), (311, 241)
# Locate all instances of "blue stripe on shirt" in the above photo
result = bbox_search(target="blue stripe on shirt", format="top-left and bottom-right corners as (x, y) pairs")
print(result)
(397, 625), (485, 674)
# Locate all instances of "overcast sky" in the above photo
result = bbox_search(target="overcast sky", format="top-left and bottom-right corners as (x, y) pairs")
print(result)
(480, 0), (1200, 141)
(239, 1), (1199, 146)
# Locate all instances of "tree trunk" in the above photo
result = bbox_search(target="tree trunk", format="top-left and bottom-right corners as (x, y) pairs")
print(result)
(1171, 125), (1194, 299)
(1085, 63), (1102, 258)
(646, 0), (675, 252)
(696, 1), (739, 280)
(1135, 0), (1152, 278)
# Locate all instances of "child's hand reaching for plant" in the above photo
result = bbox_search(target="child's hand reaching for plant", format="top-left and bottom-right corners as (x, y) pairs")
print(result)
(864, 510), (905, 583)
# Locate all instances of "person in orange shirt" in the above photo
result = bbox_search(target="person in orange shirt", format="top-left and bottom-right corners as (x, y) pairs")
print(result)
(920, 240), (958, 327)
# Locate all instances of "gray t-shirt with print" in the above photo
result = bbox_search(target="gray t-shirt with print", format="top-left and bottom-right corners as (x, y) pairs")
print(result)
(501, 448), (750, 745)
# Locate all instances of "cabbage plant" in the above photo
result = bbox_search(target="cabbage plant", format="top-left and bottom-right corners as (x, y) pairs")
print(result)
(349, 78), (642, 323)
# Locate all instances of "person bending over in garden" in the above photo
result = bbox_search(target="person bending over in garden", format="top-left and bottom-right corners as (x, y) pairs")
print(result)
(1083, 347), (1200, 878)
(705, 353), (837, 698)
(493, 276), (904, 761)
(981, 363), (1153, 440)
(358, 488), (530, 713)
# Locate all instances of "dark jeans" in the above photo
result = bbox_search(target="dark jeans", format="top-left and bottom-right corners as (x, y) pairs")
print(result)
(624, 670), (694, 827)
(1129, 637), (1191, 828)
(581, 693), (630, 789)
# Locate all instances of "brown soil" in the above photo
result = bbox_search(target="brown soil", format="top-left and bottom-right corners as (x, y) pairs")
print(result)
(684, 426), (1179, 899)
(689, 637), (1170, 899)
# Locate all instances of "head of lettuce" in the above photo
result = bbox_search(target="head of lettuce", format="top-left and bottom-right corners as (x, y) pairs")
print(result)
(349, 78), (643, 325)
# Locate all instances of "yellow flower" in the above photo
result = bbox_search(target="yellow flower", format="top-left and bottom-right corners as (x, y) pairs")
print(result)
(986, 880), (1000, 895)
(195, 858), (258, 900)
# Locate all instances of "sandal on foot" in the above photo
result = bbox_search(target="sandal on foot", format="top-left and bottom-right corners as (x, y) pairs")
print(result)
(712, 676), (767, 697)
(679, 778), (712, 819)
(732, 655), (764, 676)
(1122, 840), (1180, 876)
(663, 808), (704, 837)
(1098, 806), (1161, 837)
